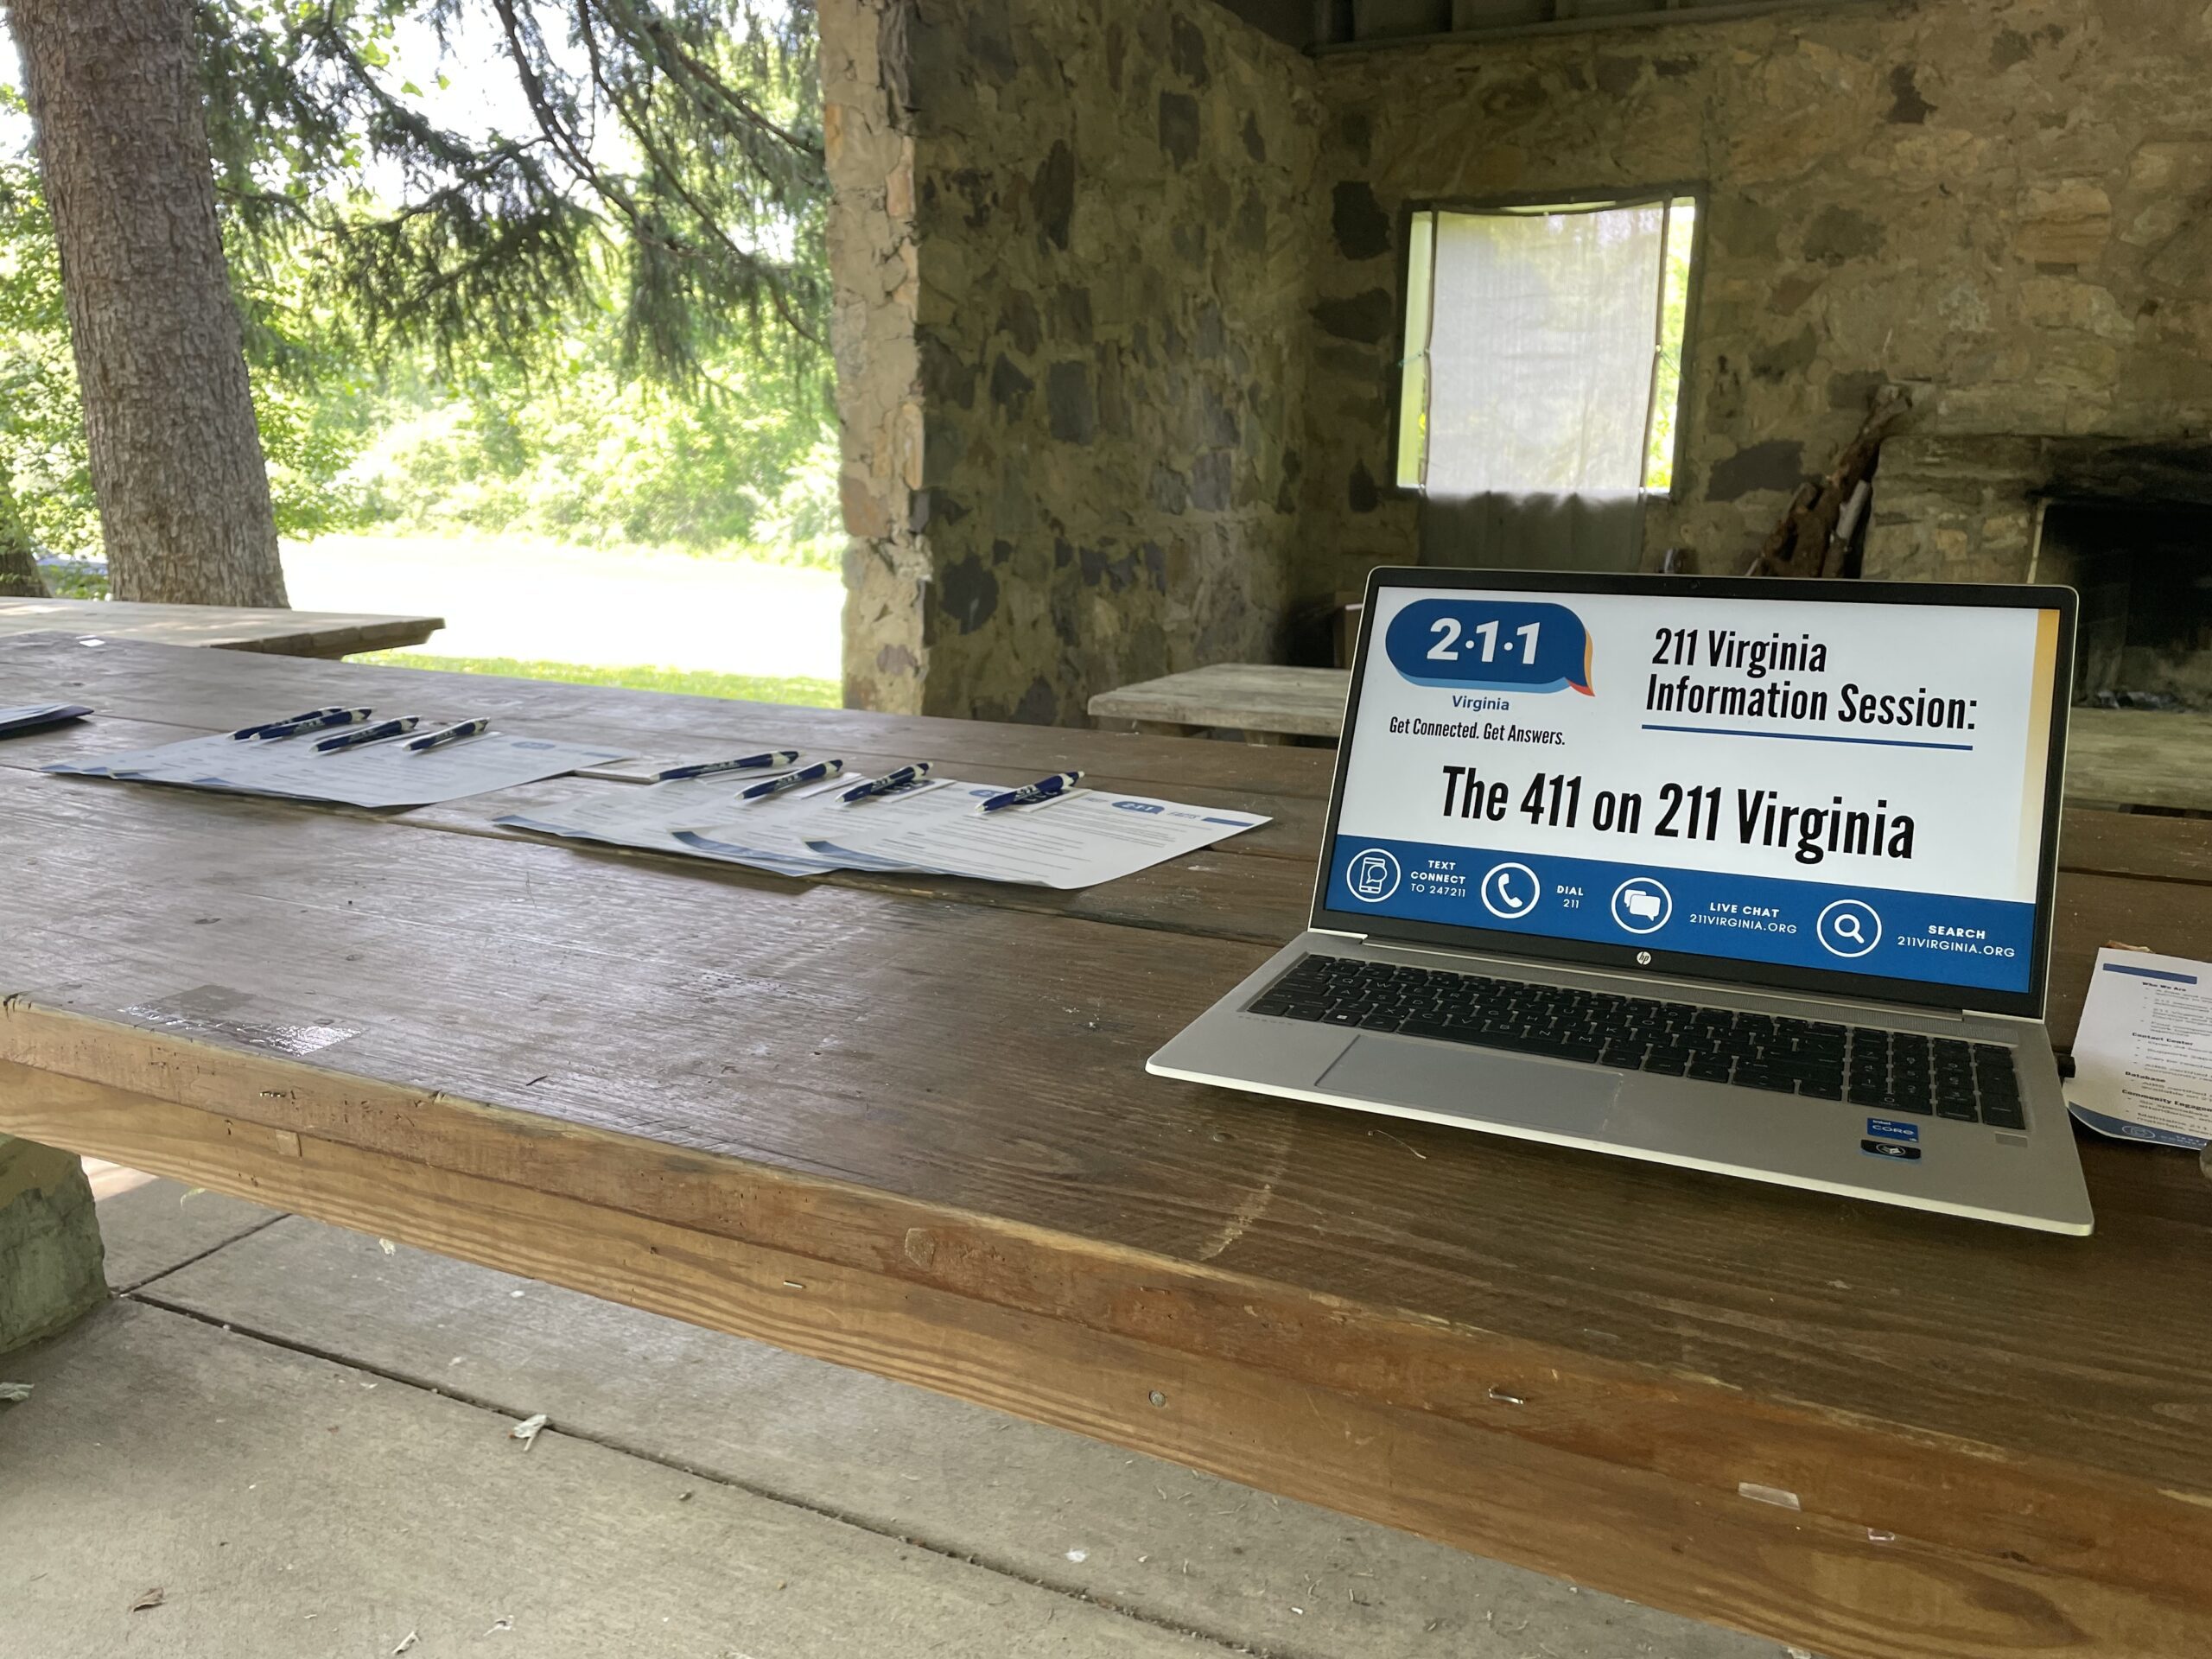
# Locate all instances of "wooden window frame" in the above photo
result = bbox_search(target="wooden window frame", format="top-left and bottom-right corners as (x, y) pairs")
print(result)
(1384, 183), (1709, 503)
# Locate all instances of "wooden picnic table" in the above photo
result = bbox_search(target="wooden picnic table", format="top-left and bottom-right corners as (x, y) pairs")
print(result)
(1090, 662), (2212, 810)
(0, 596), (442, 658)
(1, 632), (2209, 1659)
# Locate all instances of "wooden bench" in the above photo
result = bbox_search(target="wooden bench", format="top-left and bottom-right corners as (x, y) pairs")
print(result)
(2, 632), (2209, 1659)
(1087, 663), (1351, 742)
(0, 596), (442, 658)
(1090, 662), (2212, 811)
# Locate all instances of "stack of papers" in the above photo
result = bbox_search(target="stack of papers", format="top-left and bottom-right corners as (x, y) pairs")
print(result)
(0, 702), (92, 737)
(48, 726), (632, 810)
(501, 774), (1269, 890)
(767, 782), (1269, 888)
(497, 770), (846, 877)
(2066, 948), (2212, 1149)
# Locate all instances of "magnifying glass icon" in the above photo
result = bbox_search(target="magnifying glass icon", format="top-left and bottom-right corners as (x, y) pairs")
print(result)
(1834, 914), (1867, 945)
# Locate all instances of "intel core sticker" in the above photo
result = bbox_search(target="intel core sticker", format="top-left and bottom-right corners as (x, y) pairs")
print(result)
(1866, 1117), (1921, 1144)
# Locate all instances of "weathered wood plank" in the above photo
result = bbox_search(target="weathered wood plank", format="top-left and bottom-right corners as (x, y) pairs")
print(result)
(5, 740), (2195, 962)
(0, 772), (2206, 1504)
(3, 1065), (2206, 1659)
(0, 663), (2192, 1010)
(2067, 708), (2212, 814)
(1090, 664), (1352, 739)
(2056, 810), (2212, 884)
(0, 632), (1345, 803)
(0, 598), (442, 658)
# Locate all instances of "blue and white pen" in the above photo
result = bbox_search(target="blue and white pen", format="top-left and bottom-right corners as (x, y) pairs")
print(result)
(315, 715), (420, 753)
(404, 717), (492, 753)
(976, 771), (1084, 815)
(837, 761), (931, 804)
(231, 705), (349, 740)
(655, 749), (799, 783)
(246, 707), (372, 741)
(737, 758), (843, 801)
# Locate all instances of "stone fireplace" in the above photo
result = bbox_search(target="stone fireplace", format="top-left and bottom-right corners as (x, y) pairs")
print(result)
(1866, 435), (2212, 708)
(2037, 499), (2212, 708)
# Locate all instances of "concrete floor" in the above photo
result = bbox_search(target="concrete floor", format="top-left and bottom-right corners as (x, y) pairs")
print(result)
(0, 1173), (1812, 1659)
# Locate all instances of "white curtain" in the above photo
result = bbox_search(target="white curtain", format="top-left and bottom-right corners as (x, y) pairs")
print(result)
(1422, 204), (1669, 496)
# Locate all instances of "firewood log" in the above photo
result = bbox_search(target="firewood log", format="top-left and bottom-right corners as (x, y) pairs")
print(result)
(1747, 389), (1911, 578)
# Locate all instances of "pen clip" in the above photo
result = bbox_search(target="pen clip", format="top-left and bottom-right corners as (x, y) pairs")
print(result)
(976, 771), (1085, 815)
(241, 707), (369, 741)
(315, 715), (421, 753)
(654, 749), (799, 782)
(232, 705), (346, 740)
(405, 718), (491, 753)
(838, 762), (932, 804)
(738, 759), (843, 800)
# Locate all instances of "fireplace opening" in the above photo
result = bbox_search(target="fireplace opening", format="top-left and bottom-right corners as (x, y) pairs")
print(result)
(2032, 499), (2212, 709)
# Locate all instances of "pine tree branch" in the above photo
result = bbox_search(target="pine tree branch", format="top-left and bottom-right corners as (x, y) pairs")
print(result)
(598, 0), (821, 161)
(569, 0), (818, 350)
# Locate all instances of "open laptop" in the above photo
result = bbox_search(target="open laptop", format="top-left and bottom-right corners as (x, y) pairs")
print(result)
(1150, 570), (2094, 1236)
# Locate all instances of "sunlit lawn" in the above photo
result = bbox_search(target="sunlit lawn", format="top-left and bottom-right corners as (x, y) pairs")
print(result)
(284, 531), (845, 683)
(355, 651), (840, 708)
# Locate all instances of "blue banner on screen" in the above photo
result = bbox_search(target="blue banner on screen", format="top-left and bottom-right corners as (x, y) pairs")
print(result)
(1332, 585), (2063, 1001)
(1325, 837), (2037, 995)
(1384, 599), (1595, 695)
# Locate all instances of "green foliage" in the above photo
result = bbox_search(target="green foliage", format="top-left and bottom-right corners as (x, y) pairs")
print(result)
(1, 0), (836, 568)
(197, 0), (827, 388)
(352, 303), (838, 563)
(0, 109), (374, 555)
(1644, 201), (1698, 495)
(40, 561), (108, 600)
(355, 650), (838, 707)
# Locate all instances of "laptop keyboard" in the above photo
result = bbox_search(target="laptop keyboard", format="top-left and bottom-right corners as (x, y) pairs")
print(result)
(1249, 955), (2027, 1130)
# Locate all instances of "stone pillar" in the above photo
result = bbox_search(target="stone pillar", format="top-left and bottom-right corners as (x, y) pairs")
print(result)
(821, 0), (929, 715)
(0, 1137), (105, 1355)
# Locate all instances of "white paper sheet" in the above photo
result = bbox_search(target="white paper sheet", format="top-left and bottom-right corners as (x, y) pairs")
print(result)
(2065, 948), (2212, 1150)
(497, 772), (850, 876)
(0, 702), (91, 736)
(47, 731), (253, 779)
(798, 783), (1270, 890)
(673, 777), (957, 875)
(46, 727), (632, 809)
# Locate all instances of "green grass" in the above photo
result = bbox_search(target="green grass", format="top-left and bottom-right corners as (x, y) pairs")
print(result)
(354, 651), (841, 708)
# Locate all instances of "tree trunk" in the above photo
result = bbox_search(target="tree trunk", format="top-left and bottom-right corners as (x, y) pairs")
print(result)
(8, 0), (289, 607)
(0, 459), (48, 597)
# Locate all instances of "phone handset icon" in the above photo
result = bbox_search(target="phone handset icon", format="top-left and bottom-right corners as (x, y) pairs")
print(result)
(1481, 862), (1542, 921)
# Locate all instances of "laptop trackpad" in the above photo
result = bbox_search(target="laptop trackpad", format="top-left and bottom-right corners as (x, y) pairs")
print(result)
(1317, 1036), (1624, 1136)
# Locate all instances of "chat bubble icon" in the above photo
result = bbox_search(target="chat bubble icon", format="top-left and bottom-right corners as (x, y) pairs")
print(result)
(1611, 880), (1673, 935)
(1347, 848), (1402, 904)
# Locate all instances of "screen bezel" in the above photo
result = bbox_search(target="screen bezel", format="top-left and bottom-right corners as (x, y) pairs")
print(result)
(1311, 569), (2078, 1022)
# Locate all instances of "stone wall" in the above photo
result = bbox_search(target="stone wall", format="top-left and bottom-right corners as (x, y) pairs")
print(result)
(1301, 0), (2212, 601)
(830, 0), (1323, 721)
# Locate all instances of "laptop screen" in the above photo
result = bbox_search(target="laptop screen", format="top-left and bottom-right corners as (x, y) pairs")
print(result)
(1319, 576), (2072, 1014)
